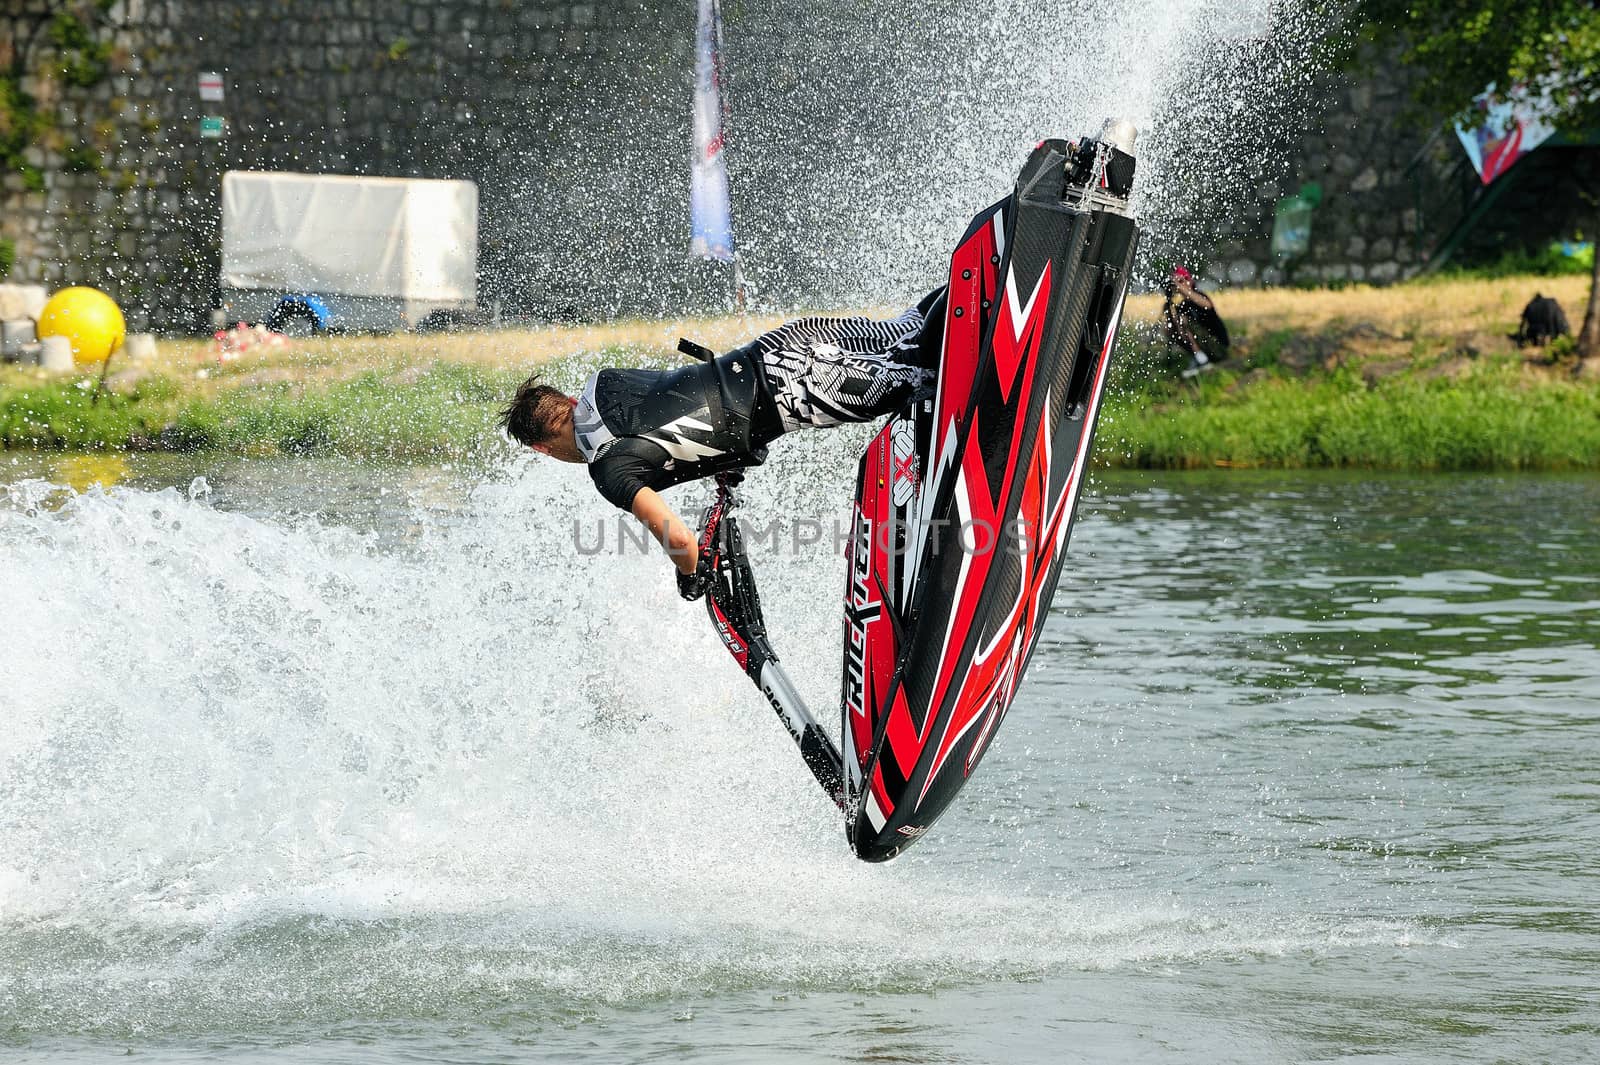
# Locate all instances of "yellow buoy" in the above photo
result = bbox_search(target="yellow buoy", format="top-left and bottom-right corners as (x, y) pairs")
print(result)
(36, 286), (126, 366)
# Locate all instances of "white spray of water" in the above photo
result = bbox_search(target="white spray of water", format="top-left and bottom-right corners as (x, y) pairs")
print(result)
(0, 1), (1372, 1035)
(0, 440), (1420, 1034)
(512, 0), (1333, 311)
(714, 0), (1331, 304)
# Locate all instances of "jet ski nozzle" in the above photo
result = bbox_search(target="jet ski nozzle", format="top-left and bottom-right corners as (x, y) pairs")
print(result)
(1099, 118), (1138, 158)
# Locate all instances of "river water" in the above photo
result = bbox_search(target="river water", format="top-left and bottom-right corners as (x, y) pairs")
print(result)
(2, 441), (1597, 1063)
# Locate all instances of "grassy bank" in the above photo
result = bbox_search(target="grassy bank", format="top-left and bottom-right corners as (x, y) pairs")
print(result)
(0, 314), (792, 462)
(0, 361), (517, 460)
(1101, 362), (1600, 470)
(3, 276), (1598, 470)
(1106, 273), (1600, 470)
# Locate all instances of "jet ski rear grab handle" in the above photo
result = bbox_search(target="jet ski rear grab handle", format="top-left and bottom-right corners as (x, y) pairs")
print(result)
(696, 472), (848, 808)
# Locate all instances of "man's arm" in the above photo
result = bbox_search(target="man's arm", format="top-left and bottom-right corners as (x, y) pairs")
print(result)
(1176, 280), (1215, 313)
(630, 487), (700, 576)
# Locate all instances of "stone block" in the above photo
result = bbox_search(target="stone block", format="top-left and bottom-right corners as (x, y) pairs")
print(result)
(1350, 168), (1378, 193)
(39, 335), (76, 372)
(2, 319), (37, 359)
(1370, 237), (1394, 259)
(0, 284), (49, 320)
(1368, 262), (1399, 283)
(121, 333), (159, 361)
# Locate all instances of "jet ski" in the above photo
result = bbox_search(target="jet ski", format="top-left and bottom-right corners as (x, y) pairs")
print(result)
(698, 122), (1142, 861)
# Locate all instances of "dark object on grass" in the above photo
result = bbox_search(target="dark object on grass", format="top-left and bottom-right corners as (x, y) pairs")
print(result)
(267, 299), (324, 338)
(1513, 293), (1570, 347)
(417, 304), (512, 333)
(417, 308), (483, 333)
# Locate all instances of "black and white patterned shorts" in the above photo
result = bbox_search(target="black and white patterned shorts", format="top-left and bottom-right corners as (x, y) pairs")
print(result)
(747, 306), (937, 433)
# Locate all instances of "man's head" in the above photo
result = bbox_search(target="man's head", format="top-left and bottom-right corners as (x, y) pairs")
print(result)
(500, 375), (583, 462)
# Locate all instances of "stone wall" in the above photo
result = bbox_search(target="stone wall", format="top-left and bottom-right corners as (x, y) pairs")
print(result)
(1193, 49), (1593, 289)
(1197, 52), (1430, 289)
(3, 0), (690, 331)
(0, 6), (1565, 331)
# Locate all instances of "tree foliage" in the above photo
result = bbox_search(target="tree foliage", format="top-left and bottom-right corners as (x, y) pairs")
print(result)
(1357, 0), (1600, 132)
(1358, 0), (1600, 357)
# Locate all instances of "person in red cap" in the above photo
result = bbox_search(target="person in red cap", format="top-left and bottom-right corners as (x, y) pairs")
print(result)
(1163, 265), (1230, 378)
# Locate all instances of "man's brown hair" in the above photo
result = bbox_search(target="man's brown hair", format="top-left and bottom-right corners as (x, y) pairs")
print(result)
(499, 375), (572, 447)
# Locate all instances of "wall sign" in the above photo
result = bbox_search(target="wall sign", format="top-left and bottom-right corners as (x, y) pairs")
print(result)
(1271, 182), (1322, 259)
(199, 72), (224, 102)
(200, 116), (227, 138)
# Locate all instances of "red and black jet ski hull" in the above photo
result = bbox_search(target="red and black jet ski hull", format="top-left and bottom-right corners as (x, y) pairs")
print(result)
(843, 137), (1141, 861)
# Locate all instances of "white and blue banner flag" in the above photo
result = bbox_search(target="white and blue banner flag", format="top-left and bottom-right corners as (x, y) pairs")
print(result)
(690, 0), (734, 262)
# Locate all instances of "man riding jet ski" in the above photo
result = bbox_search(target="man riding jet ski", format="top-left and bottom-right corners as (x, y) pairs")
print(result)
(504, 123), (1142, 860)
(499, 296), (942, 599)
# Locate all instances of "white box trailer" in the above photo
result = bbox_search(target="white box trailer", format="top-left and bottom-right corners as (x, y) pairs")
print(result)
(220, 171), (478, 334)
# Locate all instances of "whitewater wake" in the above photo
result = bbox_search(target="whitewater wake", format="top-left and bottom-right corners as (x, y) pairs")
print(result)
(0, 440), (1423, 1035)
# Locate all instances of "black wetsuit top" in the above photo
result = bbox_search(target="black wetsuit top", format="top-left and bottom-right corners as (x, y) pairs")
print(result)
(573, 347), (782, 512)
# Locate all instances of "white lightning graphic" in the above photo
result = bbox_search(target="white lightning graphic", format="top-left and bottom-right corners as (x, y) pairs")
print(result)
(642, 415), (725, 463)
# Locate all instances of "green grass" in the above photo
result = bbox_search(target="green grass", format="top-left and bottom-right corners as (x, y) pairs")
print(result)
(1424, 241), (1594, 282)
(0, 376), (177, 451)
(165, 364), (520, 459)
(1101, 360), (1600, 471)
(0, 342), (660, 461)
(4, 312), (1599, 470)
(1, 363), (526, 461)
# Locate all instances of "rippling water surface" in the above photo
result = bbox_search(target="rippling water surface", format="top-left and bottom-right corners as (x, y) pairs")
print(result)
(2, 447), (1597, 1063)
